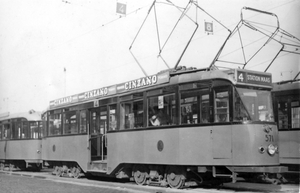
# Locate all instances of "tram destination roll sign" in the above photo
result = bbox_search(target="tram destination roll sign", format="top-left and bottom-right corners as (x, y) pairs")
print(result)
(236, 69), (272, 87)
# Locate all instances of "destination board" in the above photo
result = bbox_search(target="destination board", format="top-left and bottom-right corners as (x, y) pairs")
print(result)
(236, 69), (272, 87)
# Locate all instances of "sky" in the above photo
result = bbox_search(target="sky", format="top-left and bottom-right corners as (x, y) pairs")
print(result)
(0, 0), (299, 114)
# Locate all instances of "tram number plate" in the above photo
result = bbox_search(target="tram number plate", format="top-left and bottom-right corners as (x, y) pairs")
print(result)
(265, 134), (274, 142)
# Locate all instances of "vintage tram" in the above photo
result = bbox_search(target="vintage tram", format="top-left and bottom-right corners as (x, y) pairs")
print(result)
(0, 111), (43, 171)
(42, 67), (286, 188)
(272, 80), (300, 181)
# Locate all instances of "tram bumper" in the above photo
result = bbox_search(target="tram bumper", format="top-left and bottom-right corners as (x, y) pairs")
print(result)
(227, 166), (288, 173)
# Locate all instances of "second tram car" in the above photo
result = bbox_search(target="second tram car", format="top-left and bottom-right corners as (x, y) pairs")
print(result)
(42, 68), (287, 187)
(272, 80), (300, 181)
(0, 111), (43, 171)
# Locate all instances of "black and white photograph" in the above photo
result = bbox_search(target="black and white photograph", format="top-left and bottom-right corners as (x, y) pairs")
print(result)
(0, 0), (299, 192)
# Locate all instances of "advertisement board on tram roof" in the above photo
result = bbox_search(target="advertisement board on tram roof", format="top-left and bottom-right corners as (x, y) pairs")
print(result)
(49, 69), (272, 109)
(49, 71), (170, 109)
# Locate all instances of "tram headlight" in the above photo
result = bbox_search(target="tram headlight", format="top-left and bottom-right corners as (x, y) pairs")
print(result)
(267, 144), (277, 156)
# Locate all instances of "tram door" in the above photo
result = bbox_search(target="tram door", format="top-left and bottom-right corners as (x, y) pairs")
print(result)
(89, 106), (107, 161)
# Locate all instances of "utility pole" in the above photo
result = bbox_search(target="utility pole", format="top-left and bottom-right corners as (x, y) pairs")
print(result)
(64, 67), (66, 96)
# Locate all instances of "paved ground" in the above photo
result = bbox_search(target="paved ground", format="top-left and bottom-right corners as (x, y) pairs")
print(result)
(0, 170), (299, 193)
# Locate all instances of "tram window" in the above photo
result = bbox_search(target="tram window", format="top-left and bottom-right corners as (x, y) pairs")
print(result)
(100, 106), (107, 134)
(42, 113), (47, 137)
(214, 90), (229, 122)
(120, 100), (143, 130)
(79, 110), (87, 133)
(277, 102), (288, 130)
(3, 124), (10, 139)
(12, 120), (22, 139)
(90, 109), (100, 135)
(180, 91), (198, 124)
(29, 122), (40, 139)
(237, 88), (274, 122)
(22, 121), (29, 139)
(233, 90), (250, 122)
(120, 102), (133, 130)
(63, 110), (77, 135)
(201, 94), (210, 123)
(0, 125), (2, 139)
(148, 94), (176, 126)
(38, 121), (42, 138)
(291, 104), (300, 129)
(49, 112), (62, 136)
(109, 104), (117, 131)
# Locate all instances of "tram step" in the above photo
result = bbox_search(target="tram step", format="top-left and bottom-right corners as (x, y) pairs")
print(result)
(89, 161), (107, 171)
(87, 169), (107, 174)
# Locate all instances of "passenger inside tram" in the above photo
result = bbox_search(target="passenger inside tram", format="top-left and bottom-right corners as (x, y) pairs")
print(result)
(149, 107), (170, 126)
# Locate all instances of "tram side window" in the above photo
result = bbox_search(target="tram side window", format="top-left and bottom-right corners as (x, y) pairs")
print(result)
(29, 121), (40, 139)
(100, 106), (107, 134)
(148, 94), (176, 126)
(180, 91), (198, 124)
(22, 120), (29, 139)
(277, 102), (288, 130)
(12, 120), (21, 139)
(42, 113), (47, 137)
(291, 101), (300, 129)
(201, 94), (210, 123)
(63, 110), (77, 135)
(214, 90), (229, 122)
(49, 112), (62, 136)
(120, 100), (143, 130)
(3, 124), (10, 139)
(79, 110), (87, 133)
(38, 121), (42, 138)
(109, 104), (117, 131)
(90, 109), (100, 135)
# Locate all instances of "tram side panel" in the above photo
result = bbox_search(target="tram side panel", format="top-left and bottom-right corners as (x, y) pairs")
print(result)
(1, 140), (42, 167)
(279, 130), (300, 164)
(106, 123), (281, 174)
(278, 132), (290, 161)
(0, 141), (6, 160)
(107, 126), (227, 174)
(42, 135), (89, 171)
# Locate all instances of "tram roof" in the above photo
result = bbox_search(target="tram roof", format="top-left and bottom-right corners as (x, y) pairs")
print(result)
(48, 68), (272, 110)
(0, 111), (41, 122)
(272, 79), (300, 92)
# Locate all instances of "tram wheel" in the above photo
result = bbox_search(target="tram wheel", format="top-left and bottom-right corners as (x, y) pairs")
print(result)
(72, 167), (81, 179)
(133, 165), (149, 185)
(56, 167), (62, 177)
(166, 166), (186, 189)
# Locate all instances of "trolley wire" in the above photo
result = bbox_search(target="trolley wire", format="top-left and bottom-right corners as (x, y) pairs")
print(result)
(2, 1), (151, 72)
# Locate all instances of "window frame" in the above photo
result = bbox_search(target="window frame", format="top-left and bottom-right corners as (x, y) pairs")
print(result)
(63, 109), (78, 135)
(48, 110), (62, 136)
(119, 93), (144, 130)
(147, 92), (177, 127)
(212, 85), (233, 123)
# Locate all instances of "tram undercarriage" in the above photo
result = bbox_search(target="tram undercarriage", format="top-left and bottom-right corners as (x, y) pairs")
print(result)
(0, 160), (42, 171)
(110, 164), (288, 188)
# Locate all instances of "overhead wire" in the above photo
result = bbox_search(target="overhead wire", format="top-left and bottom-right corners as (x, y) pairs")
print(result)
(3, 1), (151, 71)
(212, 0), (299, 70)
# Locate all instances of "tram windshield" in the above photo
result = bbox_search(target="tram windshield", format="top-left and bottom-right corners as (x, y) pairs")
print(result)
(235, 88), (274, 122)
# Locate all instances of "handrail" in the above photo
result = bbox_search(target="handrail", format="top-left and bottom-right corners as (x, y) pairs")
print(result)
(101, 134), (107, 161)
